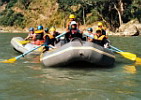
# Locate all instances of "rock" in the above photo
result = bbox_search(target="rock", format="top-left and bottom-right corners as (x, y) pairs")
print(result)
(118, 19), (140, 36)
(124, 25), (139, 36)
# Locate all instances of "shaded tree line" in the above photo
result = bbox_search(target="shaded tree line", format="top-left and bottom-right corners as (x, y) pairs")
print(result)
(0, 0), (141, 30)
(0, 0), (32, 28)
(57, 0), (141, 31)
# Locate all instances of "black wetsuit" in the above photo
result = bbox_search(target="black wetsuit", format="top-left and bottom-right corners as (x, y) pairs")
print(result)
(65, 29), (82, 42)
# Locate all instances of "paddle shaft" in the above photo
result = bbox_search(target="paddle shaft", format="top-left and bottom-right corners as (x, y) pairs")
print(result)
(84, 33), (121, 51)
(83, 33), (94, 39)
(55, 32), (66, 39)
(110, 45), (123, 52)
(15, 44), (44, 59)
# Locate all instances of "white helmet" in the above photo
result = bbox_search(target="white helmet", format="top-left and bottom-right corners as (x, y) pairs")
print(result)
(70, 21), (77, 25)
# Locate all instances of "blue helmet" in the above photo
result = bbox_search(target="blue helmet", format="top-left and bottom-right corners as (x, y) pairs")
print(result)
(87, 28), (93, 32)
(29, 27), (34, 31)
(37, 25), (43, 30)
(44, 28), (49, 32)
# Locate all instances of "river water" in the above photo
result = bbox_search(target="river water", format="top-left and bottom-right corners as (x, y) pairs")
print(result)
(0, 33), (141, 100)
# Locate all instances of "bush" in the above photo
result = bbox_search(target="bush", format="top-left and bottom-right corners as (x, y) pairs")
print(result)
(6, 0), (17, 9)
(86, 9), (99, 25)
(0, 9), (25, 28)
(0, 0), (10, 6)
(133, 8), (141, 22)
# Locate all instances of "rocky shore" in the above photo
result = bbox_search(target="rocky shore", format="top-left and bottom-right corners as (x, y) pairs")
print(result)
(0, 19), (141, 36)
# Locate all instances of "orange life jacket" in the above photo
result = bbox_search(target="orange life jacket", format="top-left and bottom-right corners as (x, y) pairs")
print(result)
(47, 34), (54, 39)
(94, 35), (106, 40)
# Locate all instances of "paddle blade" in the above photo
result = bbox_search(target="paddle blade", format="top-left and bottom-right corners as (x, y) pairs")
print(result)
(19, 40), (30, 45)
(135, 57), (141, 65)
(0, 57), (16, 63)
(117, 52), (136, 61)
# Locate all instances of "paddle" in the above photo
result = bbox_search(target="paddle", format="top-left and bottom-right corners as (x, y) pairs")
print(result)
(0, 32), (66, 63)
(19, 40), (30, 45)
(83, 33), (141, 64)
(55, 32), (66, 39)
(110, 45), (141, 64)
(0, 44), (44, 63)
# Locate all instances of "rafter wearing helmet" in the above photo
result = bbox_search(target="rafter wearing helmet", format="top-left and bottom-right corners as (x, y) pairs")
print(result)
(65, 21), (82, 42)
(97, 22), (107, 35)
(66, 14), (79, 31)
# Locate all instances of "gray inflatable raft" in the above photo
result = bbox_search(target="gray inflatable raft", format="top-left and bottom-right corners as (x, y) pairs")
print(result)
(11, 37), (43, 54)
(40, 38), (115, 67)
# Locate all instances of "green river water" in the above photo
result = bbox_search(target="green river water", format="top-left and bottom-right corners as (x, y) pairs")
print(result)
(0, 33), (141, 100)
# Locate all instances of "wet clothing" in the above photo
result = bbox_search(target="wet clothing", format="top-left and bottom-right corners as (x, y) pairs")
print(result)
(65, 29), (82, 42)
(101, 29), (106, 35)
(53, 32), (60, 37)
(32, 30), (44, 45)
(45, 34), (56, 45)
(32, 40), (44, 45)
(44, 32), (60, 51)
(35, 30), (44, 40)
(44, 34), (56, 51)
(66, 20), (79, 31)
(97, 27), (106, 35)
(93, 35), (109, 47)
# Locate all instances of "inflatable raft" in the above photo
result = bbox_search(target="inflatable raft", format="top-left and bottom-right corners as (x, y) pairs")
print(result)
(11, 37), (43, 54)
(40, 38), (115, 67)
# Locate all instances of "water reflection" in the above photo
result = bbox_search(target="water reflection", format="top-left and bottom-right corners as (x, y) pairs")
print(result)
(135, 57), (141, 65)
(123, 65), (137, 74)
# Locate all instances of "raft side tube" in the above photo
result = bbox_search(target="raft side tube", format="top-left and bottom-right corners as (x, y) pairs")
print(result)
(41, 40), (115, 67)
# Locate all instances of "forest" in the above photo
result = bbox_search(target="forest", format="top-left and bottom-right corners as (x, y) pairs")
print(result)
(0, 0), (141, 31)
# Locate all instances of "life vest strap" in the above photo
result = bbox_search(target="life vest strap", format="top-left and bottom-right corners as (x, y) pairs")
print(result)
(35, 30), (44, 34)
(47, 34), (54, 39)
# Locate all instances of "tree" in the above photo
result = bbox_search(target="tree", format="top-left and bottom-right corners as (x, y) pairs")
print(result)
(57, 0), (135, 31)
(17, 0), (32, 9)
(0, 9), (25, 28)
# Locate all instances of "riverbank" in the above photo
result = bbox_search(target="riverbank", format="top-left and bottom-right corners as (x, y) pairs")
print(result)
(0, 26), (28, 33)
(0, 28), (139, 36)
(0, 27), (115, 35)
(0, 19), (141, 36)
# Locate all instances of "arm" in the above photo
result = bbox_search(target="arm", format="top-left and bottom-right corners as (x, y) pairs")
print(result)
(65, 32), (70, 42)
(66, 21), (71, 31)
(25, 33), (31, 40)
(32, 34), (36, 41)
(88, 37), (93, 42)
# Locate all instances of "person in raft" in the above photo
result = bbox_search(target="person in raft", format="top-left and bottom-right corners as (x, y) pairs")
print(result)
(43, 27), (59, 51)
(65, 21), (82, 42)
(93, 28), (109, 48)
(97, 22), (107, 35)
(32, 25), (44, 45)
(44, 28), (49, 34)
(25, 27), (35, 40)
(66, 14), (79, 31)
(87, 27), (94, 42)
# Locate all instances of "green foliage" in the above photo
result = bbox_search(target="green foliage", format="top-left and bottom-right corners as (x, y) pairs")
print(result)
(0, 9), (25, 28)
(0, 0), (10, 5)
(6, 0), (17, 9)
(57, 0), (140, 30)
(58, 0), (98, 25)
(131, 0), (141, 22)
(0, 0), (141, 30)
(17, 0), (32, 9)
(135, 8), (141, 22)
(86, 9), (99, 24)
